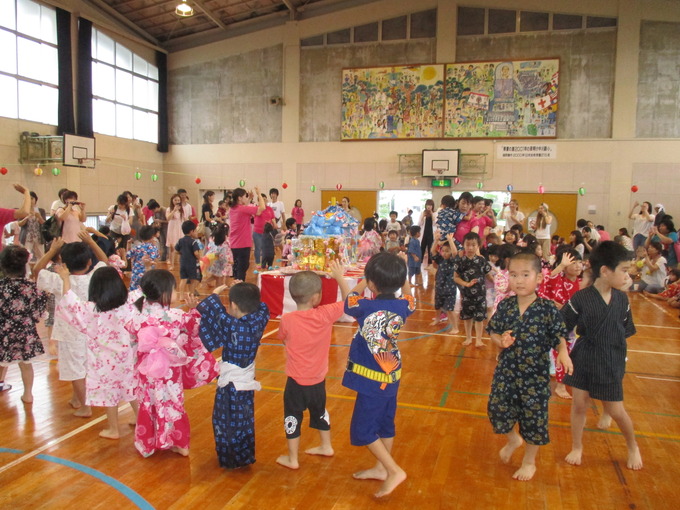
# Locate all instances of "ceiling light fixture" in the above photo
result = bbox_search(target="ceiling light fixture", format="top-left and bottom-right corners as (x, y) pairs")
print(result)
(175, 0), (194, 17)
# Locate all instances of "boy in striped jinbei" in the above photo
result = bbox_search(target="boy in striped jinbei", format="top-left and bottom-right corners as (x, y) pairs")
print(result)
(197, 283), (269, 469)
(562, 241), (643, 471)
(341, 252), (415, 498)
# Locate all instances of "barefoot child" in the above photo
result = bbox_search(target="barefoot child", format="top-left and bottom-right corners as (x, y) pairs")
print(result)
(276, 261), (350, 469)
(57, 266), (139, 439)
(342, 252), (415, 498)
(0, 246), (48, 403)
(562, 241), (643, 470)
(176, 220), (202, 300)
(454, 232), (492, 347)
(430, 233), (459, 332)
(487, 251), (572, 481)
(127, 225), (159, 290)
(197, 282), (270, 468)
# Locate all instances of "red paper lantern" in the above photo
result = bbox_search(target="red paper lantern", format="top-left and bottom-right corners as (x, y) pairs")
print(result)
(631, 185), (638, 193)
(0, 167), (7, 175)
(453, 177), (460, 185)
(282, 182), (288, 189)
(195, 177), (201, 184)
(336, 183), (342, 191)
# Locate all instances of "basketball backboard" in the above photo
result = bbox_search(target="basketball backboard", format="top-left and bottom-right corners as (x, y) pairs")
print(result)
(63, 133), (96, 168)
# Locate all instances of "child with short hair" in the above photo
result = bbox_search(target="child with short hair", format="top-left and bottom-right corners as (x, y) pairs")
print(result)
(35, 233), (109, 417)
(386, 211), (401, 235)
(385, 230), (401, 254)
(0, 245), (48, 403)
(406, 225), (422, 285)
(127, 225), (159, 290)
(436, 193), (468, 245)
(487, 251), (572, 481)
(430, 233), (459, 332)
(342, 252), (415, 498)
(454, 232), (492, 347)
(276, 261), (350, 469)
(563, 241), (643, 471)
(175, 220), (201, 300)
(197, 282), (270, 468)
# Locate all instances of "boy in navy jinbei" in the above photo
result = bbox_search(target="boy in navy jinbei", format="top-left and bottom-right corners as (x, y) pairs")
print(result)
(342, 252), (415, 498)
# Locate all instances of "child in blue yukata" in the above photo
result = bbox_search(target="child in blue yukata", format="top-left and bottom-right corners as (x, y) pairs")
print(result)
(454, 232), (492, 347)
(429, 233), (460, 332)
(127, 225), (158, 290)
(197, 282), (270, 469)
(342, 251), (415, 498)
(406, 225), (422, 285)
(487, 251), (572, 481)
(175, 220), (201, 300)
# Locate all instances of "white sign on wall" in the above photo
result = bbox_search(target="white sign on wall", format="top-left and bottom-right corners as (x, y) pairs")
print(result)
(497, 144), (557, 159)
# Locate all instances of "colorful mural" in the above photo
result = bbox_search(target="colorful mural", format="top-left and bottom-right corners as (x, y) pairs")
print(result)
(444, 59), (559, 138)
(341, 64), (445, 140)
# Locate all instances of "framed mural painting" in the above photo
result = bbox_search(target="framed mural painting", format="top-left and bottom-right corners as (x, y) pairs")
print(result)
(341, 64), (445, 140)
(444, 59), (559, 139)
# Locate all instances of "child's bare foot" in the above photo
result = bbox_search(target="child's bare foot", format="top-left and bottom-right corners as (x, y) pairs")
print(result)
(475, 341), (485, 348)
(597, 414), (612, 429)
(565, 448), (582, 466)
(499, 436), (523, 463)
(276, 455), (300, 469)
(353, 466), (387, 481)
(171, 446), (189, 456)
(99, 429), (120, 440)
(305, 445), (334, 457)
(21, 394), (33, 404)
(512, 463), (537, 481)
(450, 328), (460, 334)
(68, 398), (82, 409)
(462, 338), (473, 346)
(73, 406), (92, 418)
(627, 446), (643, 470)
(374, 468), (407, 498)
(554, 384), (572, 399)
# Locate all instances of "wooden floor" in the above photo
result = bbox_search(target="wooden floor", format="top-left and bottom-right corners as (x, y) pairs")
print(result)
(2, 263), (680, 509)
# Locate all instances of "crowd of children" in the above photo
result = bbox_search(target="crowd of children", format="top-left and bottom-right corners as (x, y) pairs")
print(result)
(5, 184), (677, 499)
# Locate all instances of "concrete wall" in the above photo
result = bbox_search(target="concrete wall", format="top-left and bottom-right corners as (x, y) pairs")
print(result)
(456, 30), (617, 139)
(636, 21), (680, 138)
(300, 40), (436, 141)
(168, 45), (284, 144)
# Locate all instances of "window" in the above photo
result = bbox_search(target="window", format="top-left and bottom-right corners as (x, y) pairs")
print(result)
(0, 0), (58, 125)
(520, 11), (549, 32)
(354, 22), (378, 43)
(91, 28), (158, 143)
(327, 28), (350, 45)
(410, 9), (436, 38)
(457, 7), (485, 36)
(553, 13), (582, 30)
(382, 16), (407, 40)
(488, 9), (516, 34)
(586, 16), (617, 28)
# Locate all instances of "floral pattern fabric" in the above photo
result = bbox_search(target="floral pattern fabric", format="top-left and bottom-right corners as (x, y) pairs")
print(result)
(0, 278), (48, 363)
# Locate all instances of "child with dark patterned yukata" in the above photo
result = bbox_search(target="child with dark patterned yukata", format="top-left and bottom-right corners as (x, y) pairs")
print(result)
(197, 283), (270, 469)
(430, 233), (459, 333)
(453, 232), (492, 347)
(487, 251), (572, 481)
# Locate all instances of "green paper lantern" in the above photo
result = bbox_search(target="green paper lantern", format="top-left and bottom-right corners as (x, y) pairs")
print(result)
(151, 173), (158, 182)
(578, 187), (586, 196)
(52, 167), (60, 176)
(310, 185), (316, 192)
(379, 181), (385, 189)
(135, 171), (142, 180)
(476, 181), (483, 189)
(239, 179), (246, 187)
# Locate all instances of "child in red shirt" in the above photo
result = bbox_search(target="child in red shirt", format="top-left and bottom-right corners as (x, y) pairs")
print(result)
(276, 261), (350, 469)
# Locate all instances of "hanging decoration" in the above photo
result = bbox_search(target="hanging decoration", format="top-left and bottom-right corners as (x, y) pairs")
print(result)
(506, 184), (513, 192)
(239, 179), (246, 187)
(1, 167), (8, 175)
(310, 185), (316, 192)
(411, 178), (418, 186)
(578, 186), (586, 196)
(52, 167), (60, 176)
(282, 182), (288, 189)
(195, 177), (201, 184)
(151, 173), (159, 182)
(34, 167), (43, 176)
(135, 171), (142, 180)
(538, 184), (545, 194)
(476, 181), (483, 190)
(453, 177), (460, 185)
(631, 185), (638, 193)
(336, 183), (342, 191)
(379, 181), (385, 189)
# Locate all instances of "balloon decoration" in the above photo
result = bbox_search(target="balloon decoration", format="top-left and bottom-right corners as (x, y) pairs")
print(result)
(195, 177), (201, 184)
(52, 167), (60, 176)
(0, 167), (7, 175)
(336, 183), (342, 191)
(578, 187), (586, 196)
(135, 171), (142, 180)
(310, 185), (316, 192)
(34, 167), (43, 176)
(506, 184), (513, 192)
(379, 181), (385, 189)
(239, 179), (245, 187)
(476, 181), (483, 190)
(631, 185), (638, 193)
(453, 177), (460, 185)
(151, 173), (159, 182)
(538, 184), (545, 194)
(282, 182), (288, 189)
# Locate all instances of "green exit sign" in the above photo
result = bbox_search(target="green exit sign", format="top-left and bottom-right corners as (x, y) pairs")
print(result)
(431, 178), (452, 187)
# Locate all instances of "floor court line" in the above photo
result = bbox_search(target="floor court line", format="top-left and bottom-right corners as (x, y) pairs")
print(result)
(636, 375), (680, 382)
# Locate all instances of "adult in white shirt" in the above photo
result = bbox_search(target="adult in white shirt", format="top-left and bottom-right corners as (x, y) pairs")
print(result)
(629, 201), (655, 251)
(501, 199), (525, 232)
(529, 202), (553, 256)
(268, 187), (286, 229)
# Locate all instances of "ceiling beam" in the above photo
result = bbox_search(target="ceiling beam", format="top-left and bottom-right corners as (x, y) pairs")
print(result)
(84, 0), (160, 46)
(282, 0), (298, 20)
(192, 0), (229, 30)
